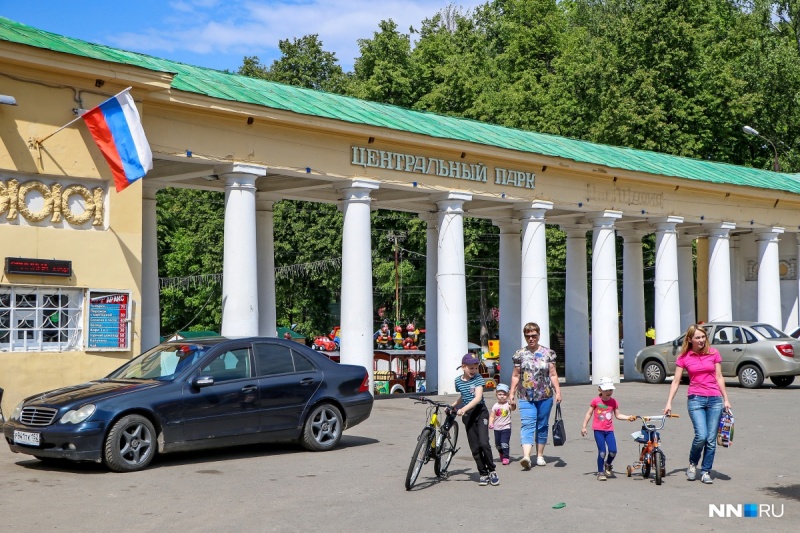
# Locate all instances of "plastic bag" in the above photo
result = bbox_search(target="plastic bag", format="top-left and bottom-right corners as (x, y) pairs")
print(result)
(717, 409), (734, 447)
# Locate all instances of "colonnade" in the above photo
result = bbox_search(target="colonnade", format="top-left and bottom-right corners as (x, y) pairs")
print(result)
(140, 166), (792, 394)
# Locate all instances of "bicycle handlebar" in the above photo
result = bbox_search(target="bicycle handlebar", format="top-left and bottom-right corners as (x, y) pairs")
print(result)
(410, 396), (453, 410)
(633, 414), (679, 430)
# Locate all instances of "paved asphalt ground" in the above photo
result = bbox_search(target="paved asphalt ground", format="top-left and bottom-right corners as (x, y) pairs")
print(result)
(1, 379), (797, 532)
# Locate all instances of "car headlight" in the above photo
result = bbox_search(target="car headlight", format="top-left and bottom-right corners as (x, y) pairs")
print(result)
(10, 401), (24, 421)
(59, 404), (96, 424)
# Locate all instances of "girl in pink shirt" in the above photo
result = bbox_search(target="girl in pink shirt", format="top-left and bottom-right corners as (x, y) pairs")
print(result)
(664, 324), (732, 484)
(581, 377), (636, 481)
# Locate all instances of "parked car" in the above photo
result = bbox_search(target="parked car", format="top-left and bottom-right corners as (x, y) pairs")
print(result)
(3, 337), (373, 472)
(635, 322), (800, 388)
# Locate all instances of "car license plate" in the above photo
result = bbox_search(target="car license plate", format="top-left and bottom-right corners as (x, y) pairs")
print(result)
(13, 430), (40, 446)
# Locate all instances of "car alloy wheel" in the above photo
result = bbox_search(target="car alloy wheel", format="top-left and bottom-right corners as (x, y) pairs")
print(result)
(738, 364), (764, 389)
(643, 361), (666, 384)
(301, 403), (343, 451)
(104, 414), (156, 472)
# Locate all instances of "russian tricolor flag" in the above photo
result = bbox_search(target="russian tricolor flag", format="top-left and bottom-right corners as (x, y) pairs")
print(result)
(83, 88), (152, 192)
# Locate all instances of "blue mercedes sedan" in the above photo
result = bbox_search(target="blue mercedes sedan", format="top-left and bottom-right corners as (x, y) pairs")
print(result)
(3, 337), (373, 472)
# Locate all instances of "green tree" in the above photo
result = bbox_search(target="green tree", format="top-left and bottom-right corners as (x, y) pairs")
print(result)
(156, 189), (225, 335)
(410, 6), (495, 117)
(348, 19), (416, 107)
(238, 35), (347, 93)
(273, 201), (343, 336)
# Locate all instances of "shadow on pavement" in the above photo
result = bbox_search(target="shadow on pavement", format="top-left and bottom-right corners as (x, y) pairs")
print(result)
(13, 434), (379, 473)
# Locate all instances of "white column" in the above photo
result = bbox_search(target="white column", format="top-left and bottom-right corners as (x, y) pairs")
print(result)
(495, 219), (521, 387)
(520, 201), (554, 347)
(678, 234), (696, 332)
(256, 195), (278, 337)
(619, 229), (645, 381)
(730, 235), (741, 320)
(420, 212), (439, 393)
(653, 217), (683, 343)
(435, 191), (472, 394)
(792, 233), (800, 331)
(707, 222), (735, 322)
(757, 227), (785, 329)
(338, 180), (379, 389)
(141, 187), (161, 350)
(221, 166), (265, 336)
(562, 225), (591, 384)
(590, 211), (622, 384)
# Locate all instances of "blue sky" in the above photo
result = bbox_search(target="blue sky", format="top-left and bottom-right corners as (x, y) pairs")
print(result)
(2, 0), (485, 72)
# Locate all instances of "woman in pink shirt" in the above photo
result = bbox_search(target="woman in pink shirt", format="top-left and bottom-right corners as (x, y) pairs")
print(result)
(664, 324), (732, 484)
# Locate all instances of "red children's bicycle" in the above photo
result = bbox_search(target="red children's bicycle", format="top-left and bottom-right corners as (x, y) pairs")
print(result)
(626, 414), (679, 486)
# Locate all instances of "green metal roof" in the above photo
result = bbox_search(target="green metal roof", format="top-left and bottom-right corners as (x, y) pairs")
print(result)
(277, 327), (305, 339)
(2, 16), (799, 195)
(159, 330), (220, 342)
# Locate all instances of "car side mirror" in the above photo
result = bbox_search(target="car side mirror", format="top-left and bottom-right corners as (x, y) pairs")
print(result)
(193, 376), (215, 388)
(672, 339), (679, 347)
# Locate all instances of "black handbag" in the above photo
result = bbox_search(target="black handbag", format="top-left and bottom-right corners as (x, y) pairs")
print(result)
(552, 403), (566, 446)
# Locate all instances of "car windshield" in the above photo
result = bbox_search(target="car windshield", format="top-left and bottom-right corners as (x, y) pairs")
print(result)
(749, 324), (787, 339)
(107, 343), (212, 380)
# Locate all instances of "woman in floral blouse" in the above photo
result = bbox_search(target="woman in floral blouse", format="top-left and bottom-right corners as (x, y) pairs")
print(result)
(509, 322), (562, 469)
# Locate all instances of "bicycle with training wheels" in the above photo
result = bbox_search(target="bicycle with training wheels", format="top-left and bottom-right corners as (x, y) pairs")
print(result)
(626, 414), (679, 486)
(405, 396), (460, 490)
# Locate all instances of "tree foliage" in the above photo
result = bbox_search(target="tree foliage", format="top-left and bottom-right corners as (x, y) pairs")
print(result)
(238, 34), (347, 93)
(156, 189), (224, 335)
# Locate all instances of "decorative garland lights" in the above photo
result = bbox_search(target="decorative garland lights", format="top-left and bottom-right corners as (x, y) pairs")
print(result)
(159, 257), (343, 291)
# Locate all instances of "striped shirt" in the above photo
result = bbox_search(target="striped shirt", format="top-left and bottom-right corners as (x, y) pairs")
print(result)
(454, 373), (486, 409)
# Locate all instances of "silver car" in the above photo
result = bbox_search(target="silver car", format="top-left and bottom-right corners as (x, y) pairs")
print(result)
(634, 322), (800, 388)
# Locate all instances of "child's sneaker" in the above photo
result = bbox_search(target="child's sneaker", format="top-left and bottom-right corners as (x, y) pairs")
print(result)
(520, 456), (531, 470)
(536, 456), (546, 466)
(597, 473), (607, 481)
(502, 457), (510, 465)
(604, 463), (613, 477)
(479, 475), (490, 486)
(701, 471), (713, 484)
(489, 471), (500, 486)
(686, 463), (697, 481)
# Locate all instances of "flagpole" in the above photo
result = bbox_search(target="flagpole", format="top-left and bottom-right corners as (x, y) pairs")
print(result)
(33, 87), (133, 146)
(33, 115), (85, 146)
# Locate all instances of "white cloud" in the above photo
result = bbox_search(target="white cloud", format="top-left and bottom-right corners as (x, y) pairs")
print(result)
(108, 0), (484, 70)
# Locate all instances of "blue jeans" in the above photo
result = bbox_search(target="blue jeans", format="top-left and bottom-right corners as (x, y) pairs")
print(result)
(519, 396), (553, 446)
(687, 395), (723, 473)
(593, 430), (617, 473)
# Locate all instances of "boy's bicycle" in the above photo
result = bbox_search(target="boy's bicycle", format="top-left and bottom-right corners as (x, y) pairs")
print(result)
(626, 414), (679, 486)
(405, 396), (460, 490)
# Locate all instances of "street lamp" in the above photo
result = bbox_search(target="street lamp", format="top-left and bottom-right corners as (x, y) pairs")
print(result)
(743, 125), (780, 172)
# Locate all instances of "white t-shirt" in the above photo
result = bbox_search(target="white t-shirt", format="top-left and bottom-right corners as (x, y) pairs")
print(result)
(491, 401), (512, 430)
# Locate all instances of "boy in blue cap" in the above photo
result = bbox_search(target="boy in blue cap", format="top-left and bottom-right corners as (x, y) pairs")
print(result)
(453, 353), (498, 486)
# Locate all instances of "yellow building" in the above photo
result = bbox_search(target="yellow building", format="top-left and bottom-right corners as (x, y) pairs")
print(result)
(3, 17), (800, 408)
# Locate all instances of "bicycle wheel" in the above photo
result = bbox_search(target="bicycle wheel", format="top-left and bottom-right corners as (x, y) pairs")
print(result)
(641, 453), (651, 479)
(405, 427), (434, 490)
(654, 450), (663, 485)
(434, 422), (459, 477)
